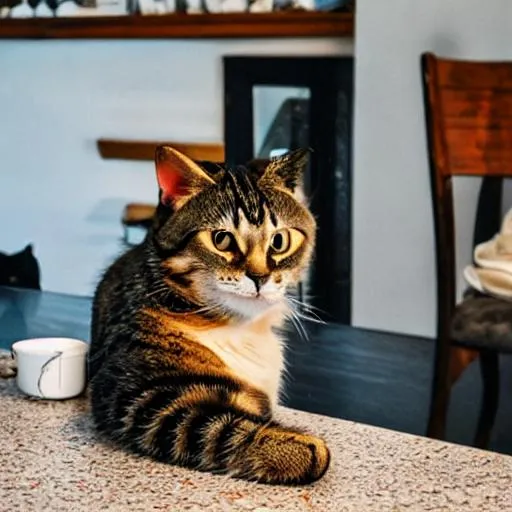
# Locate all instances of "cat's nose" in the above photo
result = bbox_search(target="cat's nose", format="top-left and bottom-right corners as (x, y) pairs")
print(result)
(246, 272), (270, 292)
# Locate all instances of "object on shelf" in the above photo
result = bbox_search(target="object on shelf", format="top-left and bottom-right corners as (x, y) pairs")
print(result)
(56, 0), (128, 16)
(5, 0), (129, 16)
(35, 1), (53, 15)
(273, 0), (349, 10)
(201, 0), (248, 14)
(183, 0), (202, 13)
(137, 0), (174, 15)
(44, 0), (58, 15)
(8, 0), (32, 17)
(135, 0), (249, 14)
(248, 0), (272, 12)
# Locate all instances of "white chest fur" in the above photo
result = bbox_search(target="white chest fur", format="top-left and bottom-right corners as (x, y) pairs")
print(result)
(192, 309), (286, 408)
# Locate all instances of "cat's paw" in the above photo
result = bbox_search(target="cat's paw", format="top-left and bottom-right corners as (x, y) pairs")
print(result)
(235, 426), (330, 485)
(0, 349), (17, 379)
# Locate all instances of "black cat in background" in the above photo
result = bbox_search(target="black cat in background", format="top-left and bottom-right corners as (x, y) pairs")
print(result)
(0, 245), (41, 290)
(0, 245), (40, 351)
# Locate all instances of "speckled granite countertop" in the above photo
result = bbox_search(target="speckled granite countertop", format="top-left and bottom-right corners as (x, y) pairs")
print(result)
(1, 379), (511, 512)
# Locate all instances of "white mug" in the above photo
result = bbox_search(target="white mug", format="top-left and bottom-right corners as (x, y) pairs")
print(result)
(11, 337), (89, 400)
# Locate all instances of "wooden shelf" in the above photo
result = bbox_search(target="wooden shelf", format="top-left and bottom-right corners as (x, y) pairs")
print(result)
(0, 11), (353, 39)
(97, 139), (225, 162)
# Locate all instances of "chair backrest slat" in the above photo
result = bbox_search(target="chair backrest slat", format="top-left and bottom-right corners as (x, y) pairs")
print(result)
(425, 54), (512, 179)
(435, 59), (512, 89)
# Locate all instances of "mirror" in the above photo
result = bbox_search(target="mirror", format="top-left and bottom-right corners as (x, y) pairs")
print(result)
(252, 86), (311, 159)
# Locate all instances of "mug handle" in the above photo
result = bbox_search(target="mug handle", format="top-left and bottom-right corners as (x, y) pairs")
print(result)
(37, 351), (63, 398)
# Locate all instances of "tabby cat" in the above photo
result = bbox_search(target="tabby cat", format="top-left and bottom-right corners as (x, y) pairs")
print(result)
(89, 146), (330, 485)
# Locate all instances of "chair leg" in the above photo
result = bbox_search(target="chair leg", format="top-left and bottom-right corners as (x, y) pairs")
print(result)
(474, 351), (500, 449)
(427, 335), (452, 440)
(449, 347), (479, 386)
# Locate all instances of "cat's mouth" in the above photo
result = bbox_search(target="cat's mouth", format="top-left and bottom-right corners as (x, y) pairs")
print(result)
(220, 289), (280, 303)
(215, 289), (284, 318)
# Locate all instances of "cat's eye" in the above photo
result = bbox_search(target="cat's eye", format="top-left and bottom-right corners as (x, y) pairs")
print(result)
(212, 230), (237, 252)
(270, 229), (291, 254)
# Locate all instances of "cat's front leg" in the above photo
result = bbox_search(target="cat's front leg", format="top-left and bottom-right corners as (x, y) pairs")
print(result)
(91, 359), (330, 484)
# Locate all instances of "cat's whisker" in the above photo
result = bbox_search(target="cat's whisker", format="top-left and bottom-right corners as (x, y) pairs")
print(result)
(292, 307), (323, 324)
(190, 304), (222, 316)
(287, 295), (326, 317)
(145, 286), (170, 298)
(291, 308), (325, 325)
(286, 296), (318, 318)
(286, 308), (309, 342)
(285, 295), (328, 337)
(286, 301), (326, 326)
(295, 311), (326, 325)
(296, 317), (310, 341)
(295, 298), (326, 314)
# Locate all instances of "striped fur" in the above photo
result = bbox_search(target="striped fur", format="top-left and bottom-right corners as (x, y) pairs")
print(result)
(89, 146), (330, 485)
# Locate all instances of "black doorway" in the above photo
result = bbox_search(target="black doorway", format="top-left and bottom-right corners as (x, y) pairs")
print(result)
(223, 56), (354, 324)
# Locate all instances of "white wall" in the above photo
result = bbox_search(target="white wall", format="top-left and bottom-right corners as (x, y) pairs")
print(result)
(353, 0), (512, 338)
(0, 37), (352, 297)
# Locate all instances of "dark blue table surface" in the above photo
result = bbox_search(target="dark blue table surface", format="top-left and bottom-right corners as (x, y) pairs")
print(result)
(0, 286), (91, 351)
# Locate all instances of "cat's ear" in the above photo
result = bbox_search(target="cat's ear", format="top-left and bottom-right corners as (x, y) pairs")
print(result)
(258, 148), (311, 200)
(24, 244), (33, 254)
(155, 146), (215, 208)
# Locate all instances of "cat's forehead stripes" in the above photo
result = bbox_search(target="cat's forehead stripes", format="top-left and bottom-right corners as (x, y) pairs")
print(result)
(218, 207), (276, 257)
(221, 166), (277, 228)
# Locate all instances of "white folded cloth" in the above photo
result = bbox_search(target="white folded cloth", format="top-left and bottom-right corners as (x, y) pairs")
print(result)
(464, 208), (512, 301)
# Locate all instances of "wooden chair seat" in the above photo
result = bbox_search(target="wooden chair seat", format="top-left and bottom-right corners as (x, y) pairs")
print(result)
(452, 290), (512, 353)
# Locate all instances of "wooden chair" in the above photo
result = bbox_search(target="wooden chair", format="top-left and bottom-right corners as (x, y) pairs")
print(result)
(421, 52), (512, 448)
